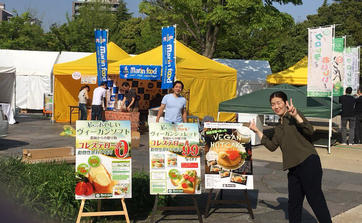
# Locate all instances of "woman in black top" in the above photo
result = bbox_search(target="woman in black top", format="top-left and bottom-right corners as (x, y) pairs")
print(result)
(249, 91), (331, 223)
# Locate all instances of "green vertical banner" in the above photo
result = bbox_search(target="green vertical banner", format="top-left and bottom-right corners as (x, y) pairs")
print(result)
(332, 37), (345, 96)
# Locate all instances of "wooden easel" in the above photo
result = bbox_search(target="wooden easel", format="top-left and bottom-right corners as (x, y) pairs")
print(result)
(149, 194), (203, 223)
(76, 199), (130, 223)
(204, 189), (254, 219)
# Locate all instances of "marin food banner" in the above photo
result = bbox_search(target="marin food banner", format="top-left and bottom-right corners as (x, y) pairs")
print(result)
(332, 37), (345, 96)
(344, 47), (360, 94)
(120, 65), (161, 80)
(95, 29), (108, 85)
(75, 121), (132, 199)
(307, 26), (334, 97)
(161, 25), (176, 89)
(204, 123), (253, 190)
(149, 123), (201, 195)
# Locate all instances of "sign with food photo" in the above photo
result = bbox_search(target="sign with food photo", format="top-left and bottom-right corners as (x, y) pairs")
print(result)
(204, 122), (253, 190)
(149, 123), (201, 195)
(75, 121), (132, 199)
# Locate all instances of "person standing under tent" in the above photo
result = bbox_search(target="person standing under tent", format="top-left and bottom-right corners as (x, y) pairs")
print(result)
(91, 82), (107, 121)
(121, 82), (138, 112)
(156, 81), (187, 124)
(339, 87), (356, 145)
(78, 85), (90, 120)
(249, 91), (331, 223)
(354, 87), (362, 144)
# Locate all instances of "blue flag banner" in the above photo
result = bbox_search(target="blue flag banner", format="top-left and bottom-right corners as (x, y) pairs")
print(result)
(95, 29), (108, 85)
(161, 26), (176, 89)
(120, 65), (161, 80)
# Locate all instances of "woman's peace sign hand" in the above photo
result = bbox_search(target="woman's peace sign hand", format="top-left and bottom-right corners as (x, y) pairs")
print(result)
(286, 98), (297, 117)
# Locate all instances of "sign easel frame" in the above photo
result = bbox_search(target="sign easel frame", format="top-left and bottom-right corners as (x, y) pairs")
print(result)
(150, 194), (203, 223)
(76, 199), (130, 223)
(204, 189), (254, 219)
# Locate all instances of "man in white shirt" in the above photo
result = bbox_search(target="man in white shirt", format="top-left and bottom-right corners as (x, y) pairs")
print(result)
(91, 82), (107, 120)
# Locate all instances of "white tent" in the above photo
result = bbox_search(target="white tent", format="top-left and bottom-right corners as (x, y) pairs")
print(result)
(0, 66), (16, 124)
(55, 51), (92, 64)
(0, 50), (60, 110)
(213, 59), (272, 96)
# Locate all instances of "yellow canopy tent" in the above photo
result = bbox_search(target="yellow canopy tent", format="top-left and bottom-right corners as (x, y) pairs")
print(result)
(266, 56), (308, 85)
(53, 42), (130, 122)
(108, 40), (237, 121)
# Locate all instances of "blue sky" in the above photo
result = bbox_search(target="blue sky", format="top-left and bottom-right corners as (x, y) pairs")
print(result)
(2, 0), (333, 31)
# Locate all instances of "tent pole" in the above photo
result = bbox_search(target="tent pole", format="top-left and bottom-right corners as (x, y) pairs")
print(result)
(51, 73), (55, 124)
(328, 88), (334, 154)
(217, 112), (220, 121)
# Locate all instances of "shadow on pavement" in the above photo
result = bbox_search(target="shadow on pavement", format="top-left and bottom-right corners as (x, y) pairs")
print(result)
(260, 197), (317, 222)
(0, 139), (29, 150)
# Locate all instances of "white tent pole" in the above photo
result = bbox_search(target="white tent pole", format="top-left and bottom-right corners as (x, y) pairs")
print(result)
(328, 24), (336, 154)
(328, 94), (333, 154)
(217, 112), (220, 121)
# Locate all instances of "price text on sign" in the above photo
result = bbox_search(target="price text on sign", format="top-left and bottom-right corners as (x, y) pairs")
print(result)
(182, 141), (199, 157)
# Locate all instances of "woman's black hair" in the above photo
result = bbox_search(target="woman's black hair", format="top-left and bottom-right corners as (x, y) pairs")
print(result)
(173, 80), (184, 90)
(79, 85), (90, 92)
(269, 91), (288, 103)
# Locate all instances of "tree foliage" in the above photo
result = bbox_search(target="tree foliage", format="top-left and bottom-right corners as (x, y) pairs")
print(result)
(269, 0), (362, 73)
(0, 0), (360, 75)
(0, 12), (48, 50)
(139, 0), (301, 58)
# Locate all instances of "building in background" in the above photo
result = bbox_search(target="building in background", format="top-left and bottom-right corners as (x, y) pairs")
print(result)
(72, 0), (120, 17)
(0, 3), (13, 21)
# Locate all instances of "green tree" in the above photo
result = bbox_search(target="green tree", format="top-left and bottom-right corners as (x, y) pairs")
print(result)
(0, 12), (48, 50)
(49, 0), (132, 52)
(270, 0), (361, 73)
(139, 0), (302, 58)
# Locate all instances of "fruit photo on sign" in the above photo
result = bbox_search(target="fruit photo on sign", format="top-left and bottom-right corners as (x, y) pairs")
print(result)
(75, 174), (94, 196)
(169, 170), (200, 194)
(169, 169), (181, 186)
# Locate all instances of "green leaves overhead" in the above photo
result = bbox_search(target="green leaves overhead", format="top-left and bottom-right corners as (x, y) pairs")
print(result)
(0, 0), (360, 76)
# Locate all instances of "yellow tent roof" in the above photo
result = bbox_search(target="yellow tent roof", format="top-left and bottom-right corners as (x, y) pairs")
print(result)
(53, 42), (130, 122)
(109, 40), (237, 121)
(109, 40), (235, 76)
(53, 42), (130, 75)
(266, 56), (308, 85)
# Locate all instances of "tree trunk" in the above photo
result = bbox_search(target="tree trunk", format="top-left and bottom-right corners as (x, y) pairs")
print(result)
(203, 23), (220, 58)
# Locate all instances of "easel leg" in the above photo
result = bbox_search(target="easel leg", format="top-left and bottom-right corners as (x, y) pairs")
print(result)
(204, 189), (213, 218)
(150, 195), (159, 223)
(97, 200), (101, 221)
(244, 190), (254, 219)
(121, 198), (130, 223)
(76, 199), (85, 223)
(192, 196), (203, 223)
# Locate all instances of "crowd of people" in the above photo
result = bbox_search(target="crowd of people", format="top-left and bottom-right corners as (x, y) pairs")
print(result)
(77, 81), (142, 121)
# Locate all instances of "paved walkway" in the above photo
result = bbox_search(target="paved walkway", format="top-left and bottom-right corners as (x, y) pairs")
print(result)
(1, 115), (362, 222)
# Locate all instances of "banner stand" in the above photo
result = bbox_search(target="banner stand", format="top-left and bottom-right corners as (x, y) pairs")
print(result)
(204, 189), (254, 219)
(150, 194), (203, 223)
(76, 199), (130, 223)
